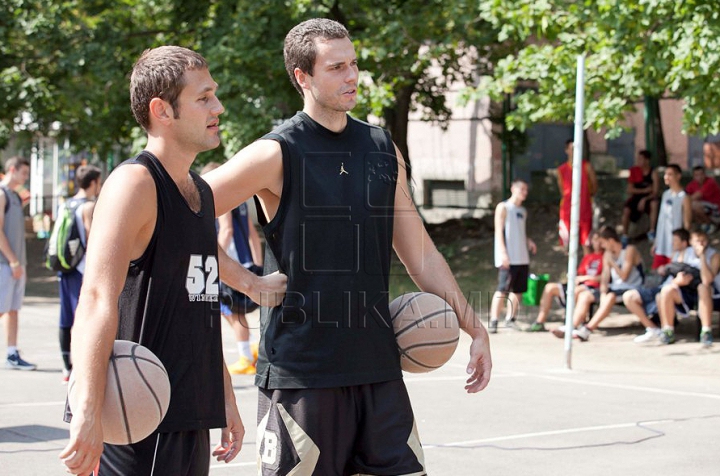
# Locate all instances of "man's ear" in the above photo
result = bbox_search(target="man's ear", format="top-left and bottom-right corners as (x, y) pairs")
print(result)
(294, 67), (309, 92)
(149, 97), (173, 125)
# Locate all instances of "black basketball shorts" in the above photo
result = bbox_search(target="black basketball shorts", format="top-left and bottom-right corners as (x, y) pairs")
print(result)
(496, 264), (529, 294)
(257, 379), (427, 476)
(93, 429), (210, 476)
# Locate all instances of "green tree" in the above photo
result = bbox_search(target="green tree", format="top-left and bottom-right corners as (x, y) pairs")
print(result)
(474, 0), (720, 156)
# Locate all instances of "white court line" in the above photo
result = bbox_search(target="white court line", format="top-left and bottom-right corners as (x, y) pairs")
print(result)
(535, 374), (720, 401)
(423, 419), (674, 448)
(0, 401), (66, 408)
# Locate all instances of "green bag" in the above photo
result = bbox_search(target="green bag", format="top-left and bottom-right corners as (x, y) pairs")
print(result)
(522, 273), (550, 306)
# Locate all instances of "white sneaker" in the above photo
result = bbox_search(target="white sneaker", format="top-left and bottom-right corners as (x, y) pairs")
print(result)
(633, 327), (662, 344)
(551, 326), (567, 338)
(573, 326), (592, 341)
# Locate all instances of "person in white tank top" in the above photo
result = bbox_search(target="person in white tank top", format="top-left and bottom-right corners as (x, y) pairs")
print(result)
(489, 179), (536, 333)
(652, 165), (691, 269)
(554, 226), (644, 342)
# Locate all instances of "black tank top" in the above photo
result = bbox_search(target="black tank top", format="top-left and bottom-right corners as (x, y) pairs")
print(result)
(117, 151), (225, 432)
(255, 112), (402, 389)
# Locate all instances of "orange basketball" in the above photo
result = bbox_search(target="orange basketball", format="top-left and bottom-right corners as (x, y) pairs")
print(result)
(68, 340), (171, 444)
(389, 292), (460, 373)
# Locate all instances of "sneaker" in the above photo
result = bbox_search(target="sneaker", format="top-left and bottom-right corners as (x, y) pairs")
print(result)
(660, 329), (676, 345)
(251, 342), (259, 364)
(488, 320), (498, 334)
(551, 325), (566, 338)
(227, 356), (256, 375)
(633, 327), (662, 344)
(527, 321), (547, 332)
(573, 326), (592, 342)
(647, 231), (656, 242)
(620, 234), (629, 247)
(6, 351), (37, 371)
(700, 330), (713, 348)
(505, 319), (521, 331)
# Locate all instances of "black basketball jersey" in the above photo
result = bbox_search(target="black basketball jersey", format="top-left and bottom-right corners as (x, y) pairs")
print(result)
(255, 112), (403, 389)
(116, 151), (226, 433)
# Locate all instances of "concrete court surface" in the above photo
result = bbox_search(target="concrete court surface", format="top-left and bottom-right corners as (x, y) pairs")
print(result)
(1, 298), (719, 476)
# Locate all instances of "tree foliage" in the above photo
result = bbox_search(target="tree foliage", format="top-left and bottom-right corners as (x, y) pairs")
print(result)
(474, 0), (720, 138)
(2, 0), (506, 167)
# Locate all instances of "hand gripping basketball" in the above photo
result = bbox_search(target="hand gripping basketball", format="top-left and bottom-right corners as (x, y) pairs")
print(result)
(68, 340), (171, 445)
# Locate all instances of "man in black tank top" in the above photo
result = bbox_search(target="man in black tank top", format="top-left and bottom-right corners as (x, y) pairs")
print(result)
(60, 46), (287, 476)
(204, 19), (492, 475)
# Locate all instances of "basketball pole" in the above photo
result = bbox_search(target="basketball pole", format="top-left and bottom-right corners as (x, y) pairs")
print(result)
(563, 54), (586, 370)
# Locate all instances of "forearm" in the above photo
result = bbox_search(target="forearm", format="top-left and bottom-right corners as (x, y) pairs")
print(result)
(70, 290), (118, 422)
(222, 364), (238, 410)
(406, 248), (484, 339)
(0, 233), (18, 263)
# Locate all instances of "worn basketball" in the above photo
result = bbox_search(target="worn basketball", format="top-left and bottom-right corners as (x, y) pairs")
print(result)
(389, 292), (460, 373)
(68, 340), (171, 445)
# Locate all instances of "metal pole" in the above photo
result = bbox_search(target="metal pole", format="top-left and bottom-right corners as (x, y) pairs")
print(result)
(564, 55), (586, 370)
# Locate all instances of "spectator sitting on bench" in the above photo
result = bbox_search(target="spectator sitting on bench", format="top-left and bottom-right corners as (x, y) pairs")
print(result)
(685, 166), (720, 234)
(692, 229), (718, 347)
(621, 150), (659, 245)
(625, 228), (697, 344)
(528, 231), (603, 332)
(552, 226), (643, 342)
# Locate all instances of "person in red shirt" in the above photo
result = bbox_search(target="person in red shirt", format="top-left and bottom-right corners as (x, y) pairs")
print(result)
(685, 165), (720, 233)
(621, 150), (659, 244)
(557, 139), (597, 255)
(528, 231), (604, 332)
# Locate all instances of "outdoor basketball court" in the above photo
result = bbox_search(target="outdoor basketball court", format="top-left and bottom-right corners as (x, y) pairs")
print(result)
(2, 299), (719, 475)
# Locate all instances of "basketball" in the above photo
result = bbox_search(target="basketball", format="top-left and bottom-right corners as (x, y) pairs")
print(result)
(389, 292), (460, 373)
(68, 340), (171, 445)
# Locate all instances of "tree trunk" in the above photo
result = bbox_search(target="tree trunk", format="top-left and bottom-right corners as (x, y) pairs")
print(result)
(384, 84), (414, 181)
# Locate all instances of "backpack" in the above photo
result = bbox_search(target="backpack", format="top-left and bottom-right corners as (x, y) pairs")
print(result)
(45, 198), (87, 273)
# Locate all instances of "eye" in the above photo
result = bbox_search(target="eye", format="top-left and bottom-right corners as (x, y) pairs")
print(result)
(199, 96), (209, 102)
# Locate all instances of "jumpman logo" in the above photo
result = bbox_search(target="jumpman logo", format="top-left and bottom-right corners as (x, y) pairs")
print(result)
(339, 163), (349, 175)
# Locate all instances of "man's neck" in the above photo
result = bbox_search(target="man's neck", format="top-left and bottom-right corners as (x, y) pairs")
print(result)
(669, 183), (683, 193)
(144, 136), (195, 185)
(303, 104), (348, 133)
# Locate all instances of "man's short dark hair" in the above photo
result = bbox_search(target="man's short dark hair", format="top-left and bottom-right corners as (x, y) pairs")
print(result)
(510, 178), (527, 187)
(283, 18), (350, 97)
(130, 46), (208, 131)
(672, 228), (690, 244)
(4, 156), (30, 173)
(638, 150), (651, 161)
(666, 164), (682, 175)
(565, 139), (574, 147)
(693, 165), (705, 173)
(598, 225), (620, 242)
(75, 165), (102, 190)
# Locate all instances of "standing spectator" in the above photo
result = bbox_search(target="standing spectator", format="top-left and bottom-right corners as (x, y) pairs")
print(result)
(201, 161), (263, 375)
(528, 230), (603, 332)
(653, 165), (691, 270)
(621, 149), (660, 244)
(57, 165), (102, 383)
(491, 179), (536, 333)
(685, 166), (720, 233)
(557, 138), (598, 255)
(692, 228), (719, 347)
(0, 156), (35, 370)
(552, 226), (644, 341)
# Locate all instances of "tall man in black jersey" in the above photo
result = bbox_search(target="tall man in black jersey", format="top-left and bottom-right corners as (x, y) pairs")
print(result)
(59, 46), (287, 476)
(204, 19), (492, 475)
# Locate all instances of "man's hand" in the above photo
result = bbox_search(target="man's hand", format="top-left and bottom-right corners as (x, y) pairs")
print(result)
(465, 327), (492, 394)
(11, 264), (23, 280)
(248, 271), (287, 307)
(528, 239), (537, 255)
(212, 403), (245, 463)
(58, 413), (104, 475)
